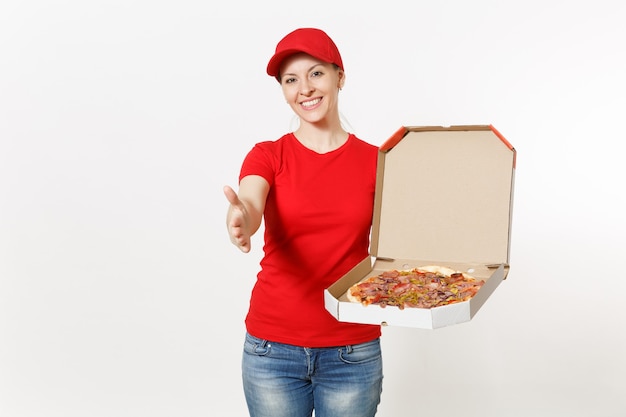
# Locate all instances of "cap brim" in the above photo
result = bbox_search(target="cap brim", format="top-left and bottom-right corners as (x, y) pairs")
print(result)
(266, 48), (305, 77)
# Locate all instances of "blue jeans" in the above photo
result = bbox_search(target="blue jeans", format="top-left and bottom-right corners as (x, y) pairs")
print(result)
(242, 332), (383, 417)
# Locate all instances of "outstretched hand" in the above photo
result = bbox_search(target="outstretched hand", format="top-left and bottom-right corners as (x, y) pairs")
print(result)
(223, 185), (252, 253)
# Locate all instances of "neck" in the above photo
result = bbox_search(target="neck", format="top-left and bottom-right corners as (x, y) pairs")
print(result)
(293, 112), (349, 153)
(293, 124), (349, 153)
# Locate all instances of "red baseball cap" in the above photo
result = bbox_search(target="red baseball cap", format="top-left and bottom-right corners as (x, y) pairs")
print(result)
(266, 28), (344, 78)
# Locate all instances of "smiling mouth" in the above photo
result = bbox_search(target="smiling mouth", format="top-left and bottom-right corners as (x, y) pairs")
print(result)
(301, 98), (321, 108)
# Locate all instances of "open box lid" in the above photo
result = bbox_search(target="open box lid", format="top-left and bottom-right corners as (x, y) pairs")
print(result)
(370, 125), (516, 266)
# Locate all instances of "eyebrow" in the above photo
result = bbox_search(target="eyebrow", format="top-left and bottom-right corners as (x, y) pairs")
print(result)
(281, 63), (326, 78)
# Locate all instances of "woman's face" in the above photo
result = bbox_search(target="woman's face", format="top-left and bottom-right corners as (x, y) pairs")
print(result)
(279, 53), (344, 126)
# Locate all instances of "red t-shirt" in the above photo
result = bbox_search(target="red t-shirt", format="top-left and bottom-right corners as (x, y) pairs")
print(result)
(239, 133), (381, 347)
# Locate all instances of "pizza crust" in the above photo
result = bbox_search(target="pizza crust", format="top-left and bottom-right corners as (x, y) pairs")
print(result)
(416, 265), (457, 277)
(416, 265), (474, 279)
(346, 288), (361, 303)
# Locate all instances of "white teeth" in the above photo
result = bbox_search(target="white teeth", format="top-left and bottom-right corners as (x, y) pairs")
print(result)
(302, 98), (321, 108)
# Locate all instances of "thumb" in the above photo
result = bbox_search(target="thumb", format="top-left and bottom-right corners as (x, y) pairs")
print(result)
(223, 185), (242, 208)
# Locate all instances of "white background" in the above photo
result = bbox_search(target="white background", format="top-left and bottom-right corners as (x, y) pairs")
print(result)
(1, 1), (625, 416)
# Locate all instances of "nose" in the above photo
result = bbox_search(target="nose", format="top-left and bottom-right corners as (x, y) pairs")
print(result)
(299, 80), (314, 95)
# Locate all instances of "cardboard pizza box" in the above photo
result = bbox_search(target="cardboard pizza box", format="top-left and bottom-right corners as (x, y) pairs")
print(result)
(324, 125), (516, 329)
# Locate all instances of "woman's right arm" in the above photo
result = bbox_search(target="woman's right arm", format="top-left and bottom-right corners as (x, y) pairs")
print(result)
(223, 175), (270, 253)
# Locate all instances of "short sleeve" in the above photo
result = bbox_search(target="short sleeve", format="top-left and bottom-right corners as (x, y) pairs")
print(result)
(238, 141), (277, 186)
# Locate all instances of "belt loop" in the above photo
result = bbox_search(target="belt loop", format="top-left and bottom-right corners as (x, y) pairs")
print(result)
(345, 345), (353, 354)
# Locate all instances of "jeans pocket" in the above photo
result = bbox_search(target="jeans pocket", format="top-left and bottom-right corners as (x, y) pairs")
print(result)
(338, 339), (381, 365)
(244, 332), (272, 356)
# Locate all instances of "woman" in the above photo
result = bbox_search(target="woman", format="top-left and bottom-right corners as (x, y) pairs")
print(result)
(223, 28), (383, 417)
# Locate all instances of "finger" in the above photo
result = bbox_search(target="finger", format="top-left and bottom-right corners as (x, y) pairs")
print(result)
(230, 231), (251, 253)
(238, 242), (251, 253)
(223, 185), (243, 208)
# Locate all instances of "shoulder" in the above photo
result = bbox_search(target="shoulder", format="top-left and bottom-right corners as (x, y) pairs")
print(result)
(244, 133), (293, 164)
(350, 134), (378, 150)
(240, 133), (293, 183)
(348, 134), (379, 158)
(251, 133), (293, 153)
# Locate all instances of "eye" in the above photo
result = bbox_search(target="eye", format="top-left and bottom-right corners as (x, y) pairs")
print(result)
(283, 77), (297, 84)
(311, 70), (324, 78)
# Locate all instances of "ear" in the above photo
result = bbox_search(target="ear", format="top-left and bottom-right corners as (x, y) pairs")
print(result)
(337, 70), (345, 90)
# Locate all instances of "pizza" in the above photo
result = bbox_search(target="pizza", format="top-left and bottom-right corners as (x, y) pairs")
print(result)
(346, 265), (485, 309)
